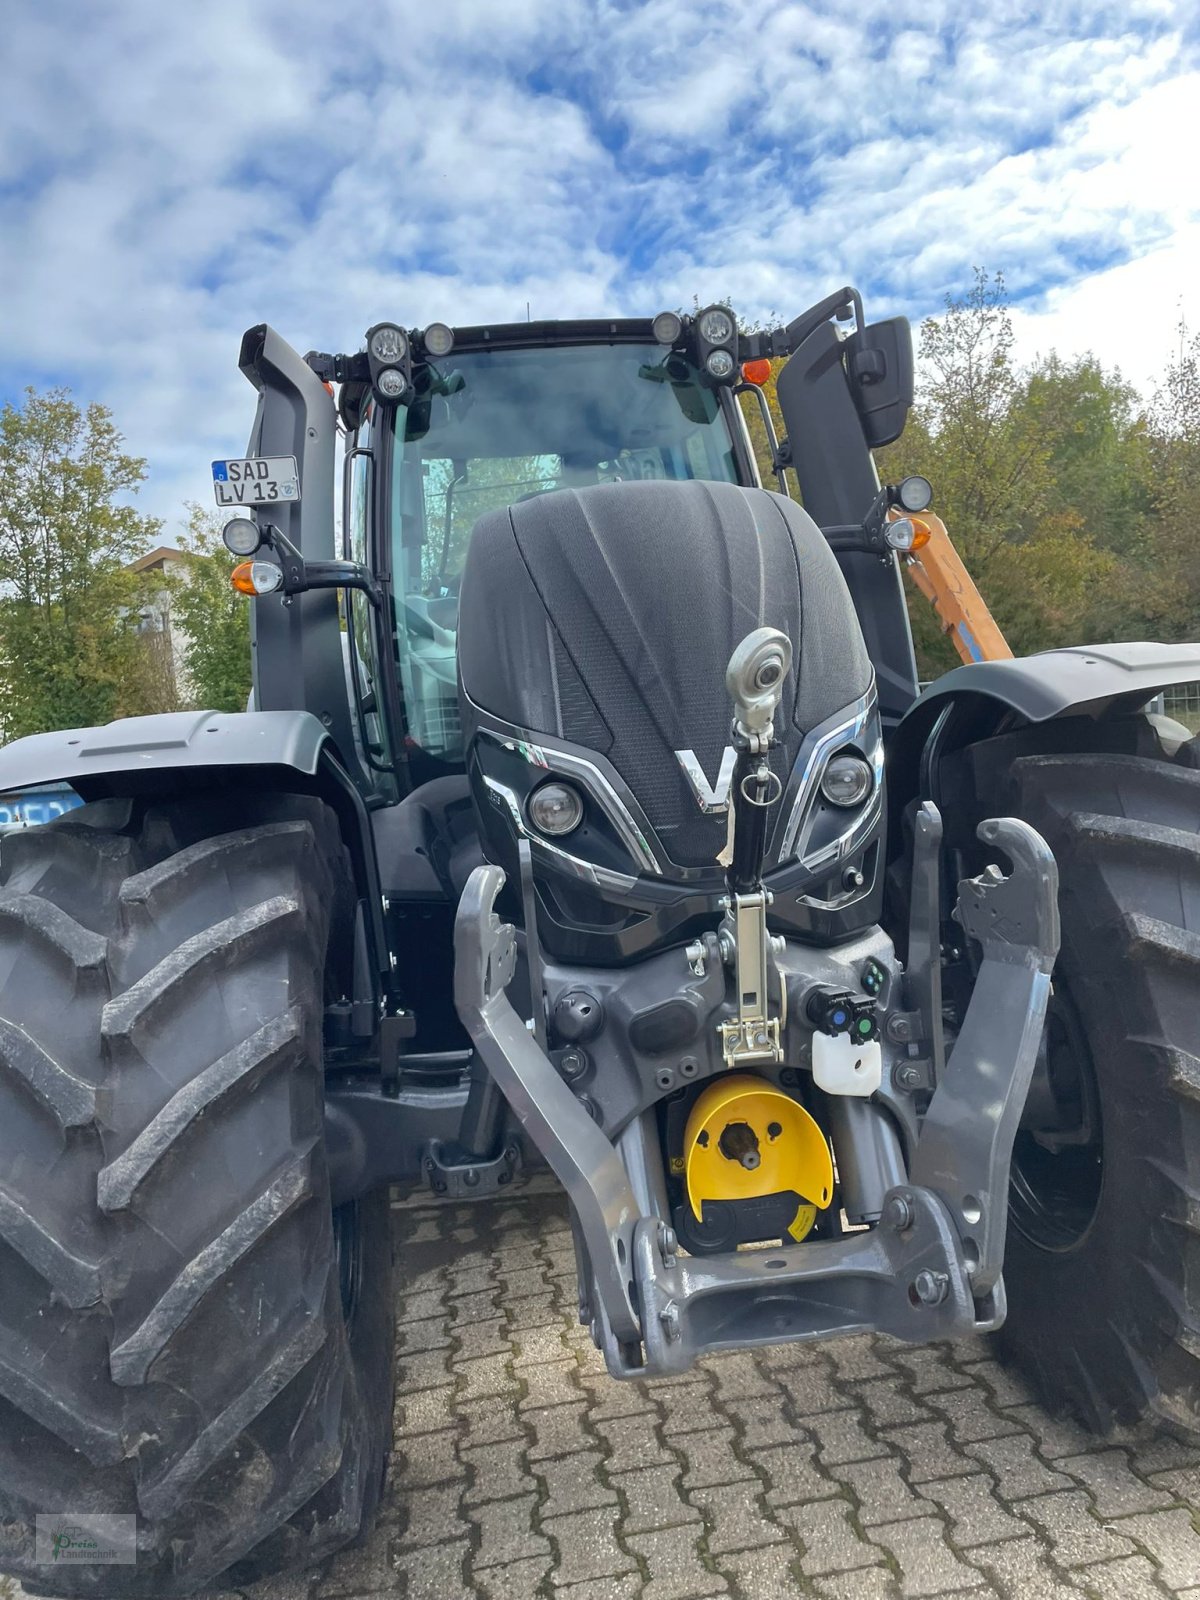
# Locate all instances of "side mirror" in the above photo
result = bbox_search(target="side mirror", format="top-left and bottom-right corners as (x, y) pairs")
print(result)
(843, 317), (913, 448)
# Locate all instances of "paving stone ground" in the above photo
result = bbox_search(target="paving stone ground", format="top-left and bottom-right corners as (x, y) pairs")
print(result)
(10, 1183), (1200, 1600)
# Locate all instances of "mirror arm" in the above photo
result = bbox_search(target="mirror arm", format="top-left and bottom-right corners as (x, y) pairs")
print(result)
(261, 525), (383, 606)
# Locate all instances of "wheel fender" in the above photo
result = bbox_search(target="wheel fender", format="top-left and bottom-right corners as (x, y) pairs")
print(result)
(889, 642), (1200, 816)
(0, 707), (329, 793)
(0, 708), (388, 986)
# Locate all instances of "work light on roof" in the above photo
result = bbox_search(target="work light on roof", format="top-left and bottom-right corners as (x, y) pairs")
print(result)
(369, 325), (408, 363)
(423, 322), (455, 358)
(376, 368), (408, 400)
(652, 311), (683, 346)
(698, 307), (735, 346)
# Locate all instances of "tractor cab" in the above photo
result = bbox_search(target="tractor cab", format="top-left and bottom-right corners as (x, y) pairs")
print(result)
(365, 326), (748, 785)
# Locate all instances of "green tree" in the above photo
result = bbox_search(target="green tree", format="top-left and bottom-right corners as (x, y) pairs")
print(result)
(0, 387), (165, 740)
(166, 506), (253, 712)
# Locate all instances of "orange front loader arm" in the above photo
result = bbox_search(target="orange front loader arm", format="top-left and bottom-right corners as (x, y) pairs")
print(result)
(902, 511), (1013, 664)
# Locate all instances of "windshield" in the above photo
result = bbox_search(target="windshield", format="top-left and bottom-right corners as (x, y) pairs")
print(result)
(388, 341), (740, 771)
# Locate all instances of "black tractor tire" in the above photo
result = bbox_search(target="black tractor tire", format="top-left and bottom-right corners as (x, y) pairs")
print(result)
(0, 794), (393, 1597)
(949, 737), (1200, 1434)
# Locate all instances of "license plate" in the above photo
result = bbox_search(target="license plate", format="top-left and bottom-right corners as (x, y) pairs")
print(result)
(211, 455), (300, 506)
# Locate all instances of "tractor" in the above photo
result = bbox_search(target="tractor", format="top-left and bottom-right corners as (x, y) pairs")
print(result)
(0, 289), (1197, 1595)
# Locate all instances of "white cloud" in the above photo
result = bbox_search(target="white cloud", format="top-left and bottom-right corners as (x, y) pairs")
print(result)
(0, 0), (1196, 531)
(1010, 220), (1200, 394)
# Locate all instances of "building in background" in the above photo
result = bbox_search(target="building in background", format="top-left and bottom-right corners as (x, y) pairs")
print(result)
(126, 545), (193, 705)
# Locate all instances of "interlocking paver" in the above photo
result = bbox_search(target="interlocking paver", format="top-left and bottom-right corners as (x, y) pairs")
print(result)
(964, 1535), (1085, 1600)
(395, 1481), (471, 1547)
(515, 1358), (581, 1410)
(717, 1544), (811, 1598)
(657, 1383), (724, 1438)
(1003, 1402), (1103, 1460)
(512, 1324), (571, 1368)
(525, 1400), (594, 1460)
(927, 1384), (1027, 1444)
(576, 1367), (657, 1422)
(399, 1383), (457, 1436)
(835, 1456), (935, 1526)
(455, 1352), (520, 1403)
(468, 1493), (552, 1567)
(851, 1377), (937, 1428)
(475, 1554), (555, 1599)
(1114, 1508), (1200, 1589)
(394, 1426), (465, 1488)
(779, 1497), (887, 1576)
(918, 1472), (1028, 1546)
(888, 1347), (977, 1395)
(392, 1539), (473, 1600)
(1015, 1489), (1137, 1564)
(462, 1437), (536, 1502)
(227, 1189), (1200, 1600)
(454, 1317), (513, 1361)
(686, 1482), (786, 1553)
(593, 1412), (675, 1471)
(1084, 1554), (1177, 1600)
(770, 1359), (856, 1417)
(453, 1288), (502, 1324)
(539, 1451), (617, 1517)
(543, 1508), (638, 1586)
(612, 1463), (700, 1533)
(396, 1345), (456, 1393)
(825, 1335), (900, 1384)
(460, 1392), (527, 1447)
(507, 1291), (566, 1331)
(809, 1407), (891, 1467)
(965, 1432), (1074, 1499)
(1057, 1447), (1175, 1515)
(813, 1569), (903, 1600)
(676, 1428), (755, 1491)
(867, 1513), (986, 1595)
(700, 1350), (779, 1399)
(623, 1524), (728, 1598)
(721, 1391), (807, 1448)
(755, 1439), (843, 1507)
(555, 1580), (642, 1600)
(886, 1420), (979, 1483)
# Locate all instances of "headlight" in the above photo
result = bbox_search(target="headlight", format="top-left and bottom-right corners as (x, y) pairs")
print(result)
(820, 753), (873, 808)
(221, 517), (261, 556)
(705, 348), (735, 380)
(652, 310), (683, 345)
(527, 781), (585, 837)
(369, 325), (408, 363)
(423, 322), (455, 357)
(698, 307), (735, 345)
(376, 368), (409, 400)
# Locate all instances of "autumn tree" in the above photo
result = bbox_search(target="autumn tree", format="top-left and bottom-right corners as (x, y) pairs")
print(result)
(1123, 323), (1200, 644)
(877, 272), (1127, 672)
(0, 388), (168, 740)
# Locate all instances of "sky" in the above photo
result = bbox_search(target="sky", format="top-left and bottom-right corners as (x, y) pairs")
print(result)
(1, 0), (1197, 535)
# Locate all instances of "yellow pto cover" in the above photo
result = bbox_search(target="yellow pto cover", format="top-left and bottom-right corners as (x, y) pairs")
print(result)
(683, 1074), (834, 1242)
